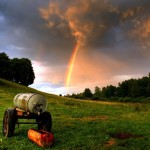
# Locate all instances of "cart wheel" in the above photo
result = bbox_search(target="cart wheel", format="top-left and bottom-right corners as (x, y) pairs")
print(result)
(37, 111), (52, 132)
(3, 108), (16, 137)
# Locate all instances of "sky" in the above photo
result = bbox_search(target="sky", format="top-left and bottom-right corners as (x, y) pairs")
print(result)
(0, 0), (150, 95)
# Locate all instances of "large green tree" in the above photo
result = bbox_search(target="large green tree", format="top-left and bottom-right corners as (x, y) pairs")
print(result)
(10, 58), (35, 86)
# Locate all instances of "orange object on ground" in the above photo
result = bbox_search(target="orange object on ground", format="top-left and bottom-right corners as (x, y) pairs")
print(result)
(28, 129), (54, 148)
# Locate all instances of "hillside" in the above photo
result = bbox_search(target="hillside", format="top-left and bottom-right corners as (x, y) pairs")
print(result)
(0, 78), (150, 149)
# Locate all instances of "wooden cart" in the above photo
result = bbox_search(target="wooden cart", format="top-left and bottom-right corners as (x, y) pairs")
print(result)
(3, 107), (52, 137)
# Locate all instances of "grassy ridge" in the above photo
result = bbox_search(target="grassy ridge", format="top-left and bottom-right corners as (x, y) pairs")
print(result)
(0, 78), (150, 149)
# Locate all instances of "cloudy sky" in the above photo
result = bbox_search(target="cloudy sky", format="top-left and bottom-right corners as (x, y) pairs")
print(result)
(0, 0), (150, 95)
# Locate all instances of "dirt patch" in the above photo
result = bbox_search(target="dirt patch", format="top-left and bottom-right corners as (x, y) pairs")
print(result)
(100, 116), (108, 120)
(74, 116), (108, 121)
(104, 133), (143, 148)
(110, 133), (143, 139)
(104, 138), (116, 147)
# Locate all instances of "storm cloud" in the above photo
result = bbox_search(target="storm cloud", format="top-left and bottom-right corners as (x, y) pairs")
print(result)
(39, 0), (150, 47)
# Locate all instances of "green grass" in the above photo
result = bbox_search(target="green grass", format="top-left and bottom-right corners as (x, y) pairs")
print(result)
(0, 78), (150, 149)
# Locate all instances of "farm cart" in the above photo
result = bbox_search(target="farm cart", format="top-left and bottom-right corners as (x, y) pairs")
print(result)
(2, 93), (52, 137)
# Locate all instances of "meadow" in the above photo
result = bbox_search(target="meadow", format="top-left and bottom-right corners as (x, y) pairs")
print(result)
(0, 78), (150, 149)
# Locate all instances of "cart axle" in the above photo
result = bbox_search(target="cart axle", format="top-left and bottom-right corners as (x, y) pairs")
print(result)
(17, 122), (38, 124)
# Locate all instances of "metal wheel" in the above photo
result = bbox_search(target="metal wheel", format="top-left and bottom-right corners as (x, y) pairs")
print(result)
(37, 111), (52, 132)
(3, 108), (16, 137)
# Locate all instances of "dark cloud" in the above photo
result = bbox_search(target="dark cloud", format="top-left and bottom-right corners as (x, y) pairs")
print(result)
(39, 0), (120, 46)
(1, 0), (150, 60)
(0, 0), (74, 65)
(39, 0), (150, 50)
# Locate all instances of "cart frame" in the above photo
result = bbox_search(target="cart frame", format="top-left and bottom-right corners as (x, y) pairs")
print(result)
(3, 107), (52, 137)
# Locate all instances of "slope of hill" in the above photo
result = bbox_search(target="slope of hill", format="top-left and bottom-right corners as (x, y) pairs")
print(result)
(0, 78), (150, 149)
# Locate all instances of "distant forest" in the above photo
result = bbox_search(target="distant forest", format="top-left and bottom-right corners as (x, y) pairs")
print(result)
(65, 73), (150, 102)
(0, 52), (35, 86)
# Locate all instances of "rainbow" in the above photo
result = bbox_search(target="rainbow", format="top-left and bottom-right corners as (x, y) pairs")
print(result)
(66, 43), (80, 87)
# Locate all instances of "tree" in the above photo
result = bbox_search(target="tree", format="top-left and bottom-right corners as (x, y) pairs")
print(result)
(101, 85), (116, 98)
(10, 58), (35, 86)
(93, 86), (101, 100)
(107, 85), (117, 97)
(83, 88), (93, 99)
(0, 52), (35, 86)
(138, 77), (149, 97)
(117, 81), (130, 97)
(147, 74), (150, 97)
(130, 79), (140, 98)
(0, 52), (11, 80)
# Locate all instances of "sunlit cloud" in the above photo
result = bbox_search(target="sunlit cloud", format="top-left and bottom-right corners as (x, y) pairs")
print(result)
(32, 60), (66, 85)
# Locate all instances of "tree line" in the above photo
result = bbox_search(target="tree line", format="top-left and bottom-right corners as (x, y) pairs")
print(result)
(65, 73), (150, 102)
(0, 52), (35, 86)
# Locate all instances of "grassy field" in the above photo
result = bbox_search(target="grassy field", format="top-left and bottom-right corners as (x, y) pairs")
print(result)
(0, 78), (150, 150)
